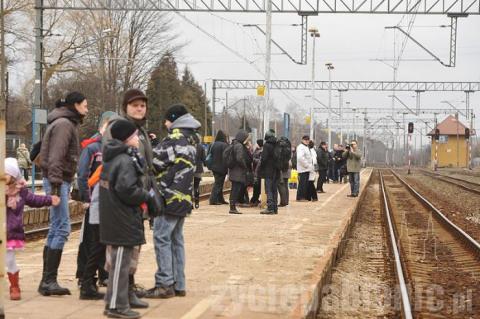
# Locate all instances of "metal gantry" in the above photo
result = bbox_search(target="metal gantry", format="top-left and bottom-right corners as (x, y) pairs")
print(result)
(213, 79), (480, 91)
(38, 0), (480, 14)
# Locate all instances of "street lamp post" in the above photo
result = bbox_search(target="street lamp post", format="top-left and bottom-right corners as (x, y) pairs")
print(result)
(326, 63), (334, 149)
(309, 27), (320, 139)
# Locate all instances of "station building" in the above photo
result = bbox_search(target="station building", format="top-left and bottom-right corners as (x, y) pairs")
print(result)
(428, 115), (471, 168)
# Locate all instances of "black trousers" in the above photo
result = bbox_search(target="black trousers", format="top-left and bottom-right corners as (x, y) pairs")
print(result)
(250, 178), (261, 203)
(316, 169), (327, 191)
(229, 181), (245, 206)
(296, 172), (309, 200)
(277, 177), (289, 205)
(209, 172), (226, 204)
(82, 224), (107, 285)
(307, 181), (318, 201)
(76, 210), (107, 282)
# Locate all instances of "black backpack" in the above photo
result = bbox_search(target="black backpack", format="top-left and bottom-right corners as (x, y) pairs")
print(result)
(222, 144), (236, 169)
(273, 137), (292, 171)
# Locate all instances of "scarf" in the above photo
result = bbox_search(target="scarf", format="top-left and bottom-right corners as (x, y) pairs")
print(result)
(6, 179), (27, 210)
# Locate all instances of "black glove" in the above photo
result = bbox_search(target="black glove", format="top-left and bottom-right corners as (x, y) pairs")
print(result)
(146, 188), (164, 218)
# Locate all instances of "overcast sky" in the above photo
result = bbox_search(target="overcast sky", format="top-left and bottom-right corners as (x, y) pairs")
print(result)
(172, 12), (480, 134)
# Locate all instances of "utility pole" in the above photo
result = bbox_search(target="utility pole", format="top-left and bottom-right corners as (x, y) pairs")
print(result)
(0, 0), (7, 316)
(263, 0), (272, 137)
(308, 27), (320, 139)
(204, 82), (208, 138)
(243, 98), (246, 130)
(456, 112), (459, 167)
(326, 63), (334, 149)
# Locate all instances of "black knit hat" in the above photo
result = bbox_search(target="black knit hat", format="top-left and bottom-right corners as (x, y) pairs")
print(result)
(165, 104), (188, 123)
(122, 89), (148, 113)
(111, 119), (137, 142)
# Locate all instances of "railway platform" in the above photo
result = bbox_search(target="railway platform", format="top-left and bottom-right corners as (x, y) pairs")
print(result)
(4, 169), (373, 319)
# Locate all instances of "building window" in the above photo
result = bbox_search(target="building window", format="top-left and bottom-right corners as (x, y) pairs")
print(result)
(438, 135), (448, 144)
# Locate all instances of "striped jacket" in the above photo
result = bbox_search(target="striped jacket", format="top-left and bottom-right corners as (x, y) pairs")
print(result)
(153, 114), (201, 217)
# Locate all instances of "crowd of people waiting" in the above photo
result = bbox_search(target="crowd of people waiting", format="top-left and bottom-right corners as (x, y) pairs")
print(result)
(5, 88), (362, 319)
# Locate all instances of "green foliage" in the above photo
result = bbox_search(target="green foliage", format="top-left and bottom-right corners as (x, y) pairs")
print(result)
(146, 53), (211, 138)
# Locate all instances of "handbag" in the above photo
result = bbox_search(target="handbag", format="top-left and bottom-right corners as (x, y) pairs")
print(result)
(146, 175), (165, 217)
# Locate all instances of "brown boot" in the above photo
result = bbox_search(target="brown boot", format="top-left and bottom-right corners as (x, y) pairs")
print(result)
(8, 271), (21, 300)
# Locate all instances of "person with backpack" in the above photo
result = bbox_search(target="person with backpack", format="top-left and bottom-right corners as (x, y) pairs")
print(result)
(207, 130), (229, 205)
(258, 130), (279, 214)
(38, 92), (88, 297)
(316, 141), (329, 193)
(276, 136), (292, 207)
(76, 111), (117, 300)
(249, 139), (263, 206)
(296, 136), (314, 202)
(224, 129), (252, 214)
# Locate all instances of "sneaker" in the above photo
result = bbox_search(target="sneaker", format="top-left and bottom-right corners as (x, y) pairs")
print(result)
(106, 308), (140, 319)
(131, 284), (147, 298)
(144, 285), (175, 299)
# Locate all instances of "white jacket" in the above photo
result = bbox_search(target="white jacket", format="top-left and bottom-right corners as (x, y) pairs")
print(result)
(296, 143), (314, 173)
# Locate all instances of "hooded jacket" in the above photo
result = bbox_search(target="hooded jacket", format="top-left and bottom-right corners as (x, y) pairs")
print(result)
(153, 113), (201, 217)
(77, 134), (102, 203)
(99, 139), (149, 247)
(40, 107), (81, 186)
(103, 114), (156, 190)
(259, 133), (279, 179)
(208, 130), (228, 175)
(228, 130), (253, 184)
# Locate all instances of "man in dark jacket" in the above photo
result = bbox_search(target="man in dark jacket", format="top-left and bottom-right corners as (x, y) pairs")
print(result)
(250, 139), (263, 206)
(38, 92), (87, 297)
(103, 89), (155, 303)
(227, 129), (253, 214)
(146, 104), (201, 299)
(208, 130), (229, 205)
(316, 141), (329, 193)
(100, 119), (155, 319)
(258, 130), (279, 214)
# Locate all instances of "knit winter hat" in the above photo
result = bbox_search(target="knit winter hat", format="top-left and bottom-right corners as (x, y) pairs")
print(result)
(5, 158), (22, 180)
(111, 119), (138, 142)
(165, 104), (188, 123)
(122, 89), (148, 113)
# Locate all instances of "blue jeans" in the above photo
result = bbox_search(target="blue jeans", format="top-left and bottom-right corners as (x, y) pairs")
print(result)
(153, 214), (185, 290)
(349, 172), (360, 195)
(43, 179), (71, 249)
(265, 177), (278, 212)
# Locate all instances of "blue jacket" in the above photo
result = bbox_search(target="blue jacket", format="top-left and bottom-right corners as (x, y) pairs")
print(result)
(77, 134), (102, 203)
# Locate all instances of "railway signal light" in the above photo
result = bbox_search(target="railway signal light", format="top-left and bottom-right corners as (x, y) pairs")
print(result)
(434, 128), (440, 140)
(465, 128), (470, 139)
(408, 122), (414, 134)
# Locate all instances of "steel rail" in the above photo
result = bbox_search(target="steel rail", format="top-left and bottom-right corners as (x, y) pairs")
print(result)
(379, 171), (413, 319)
(390, 169), (480, 252)
(418, 169), (480, 195)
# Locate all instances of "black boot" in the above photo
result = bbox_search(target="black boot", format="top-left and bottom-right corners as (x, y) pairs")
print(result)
(37, 246), (48, 293)
(38, 249), (71, 296)
(229, 204), (242, 214)
(128, 275), (149, 308)
(80, 279), (104, 300)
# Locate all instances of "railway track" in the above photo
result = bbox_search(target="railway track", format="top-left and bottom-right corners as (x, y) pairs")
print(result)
(25, 188), (231, 240)
(380, 169), (480, 318)
(418, 169), (480, 195)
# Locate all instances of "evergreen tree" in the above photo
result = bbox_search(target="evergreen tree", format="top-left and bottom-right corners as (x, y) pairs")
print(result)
(146, 54), (211, 138)
(146, 53), (183, 136)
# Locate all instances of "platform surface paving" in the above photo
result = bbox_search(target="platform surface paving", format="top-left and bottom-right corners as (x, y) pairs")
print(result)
(5, 169), (372, 319)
